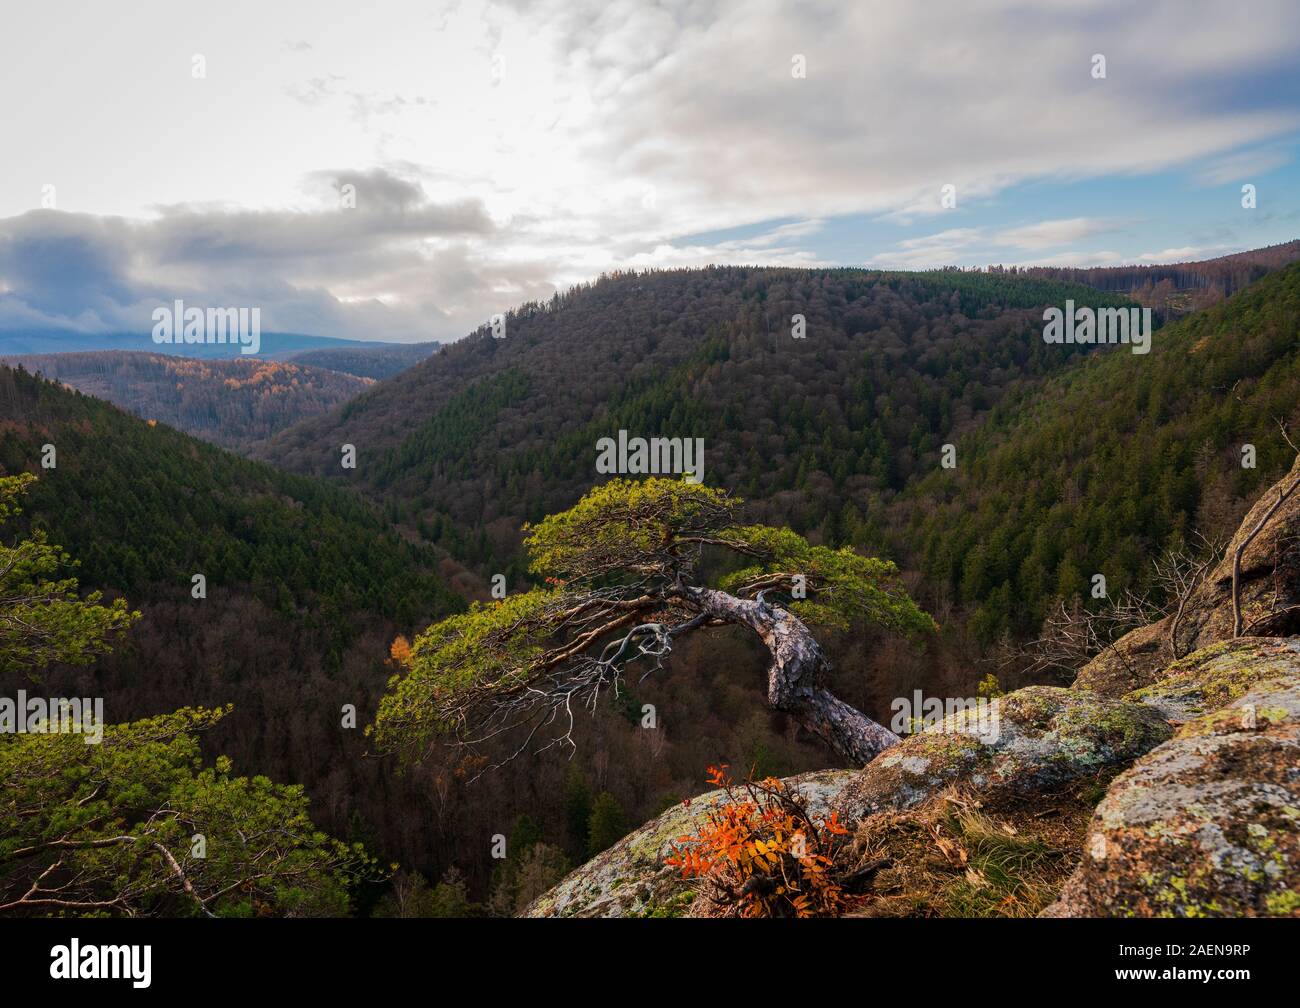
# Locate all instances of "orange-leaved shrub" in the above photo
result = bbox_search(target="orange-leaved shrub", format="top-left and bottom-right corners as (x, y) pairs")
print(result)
(665, 765), (855, 917)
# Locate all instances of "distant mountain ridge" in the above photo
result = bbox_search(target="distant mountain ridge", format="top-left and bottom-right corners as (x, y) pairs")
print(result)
(1021, 238), (1300, 317)
(0, 327), (422, 359)
(0, 351), (374, 452)
(282, 341), (439, 379)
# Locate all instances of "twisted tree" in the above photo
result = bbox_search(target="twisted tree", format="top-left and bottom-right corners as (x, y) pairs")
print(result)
(373, 479), (934, 770)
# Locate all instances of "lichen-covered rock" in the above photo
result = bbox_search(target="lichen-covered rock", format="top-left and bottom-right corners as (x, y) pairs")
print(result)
(1126, 637), (1300, 722)
(1075, 457), (1300, 697)
(1042, 679), (1300, 917)
(829, 686), (1171, 822)
(519, 769), (855, 918)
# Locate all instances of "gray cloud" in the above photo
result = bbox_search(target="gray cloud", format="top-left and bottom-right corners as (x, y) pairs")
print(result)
(0, 169), (502, 340)
(2, 1), (1297, 341)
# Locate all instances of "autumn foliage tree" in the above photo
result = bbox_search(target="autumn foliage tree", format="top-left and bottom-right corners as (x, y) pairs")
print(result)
(373, 478), (934, 768)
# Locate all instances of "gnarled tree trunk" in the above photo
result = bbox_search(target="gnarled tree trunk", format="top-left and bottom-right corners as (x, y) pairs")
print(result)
(686, 587), (900, 766)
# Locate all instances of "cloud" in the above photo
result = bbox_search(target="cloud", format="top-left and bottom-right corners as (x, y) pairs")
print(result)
(1, 1), (1298, 340)
(867, 228), (985, 269)
(0, 171), (503, 340)
(1131, 244), (1234, 262)
(994, 218), (1128, 250)
(1196, 145), (1295, 185)
(528, 0), (1300, 235)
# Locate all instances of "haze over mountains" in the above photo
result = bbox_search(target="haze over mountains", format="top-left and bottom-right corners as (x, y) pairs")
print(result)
(0, 340), (441, 450)
(0, 328), (377, 358)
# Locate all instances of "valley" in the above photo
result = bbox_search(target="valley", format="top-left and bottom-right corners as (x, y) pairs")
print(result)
(4, 253), (1297, 914)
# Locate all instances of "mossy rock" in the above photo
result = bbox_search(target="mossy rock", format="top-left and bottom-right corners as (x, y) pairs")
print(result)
(1043, 679), (1300, 917)
(519, 769), (856, 918)
(1126, 637), (1300, 722)
(830, 686), (1171, 823)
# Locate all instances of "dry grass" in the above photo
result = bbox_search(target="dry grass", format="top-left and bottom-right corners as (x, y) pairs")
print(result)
(845, 785), (1097, 917)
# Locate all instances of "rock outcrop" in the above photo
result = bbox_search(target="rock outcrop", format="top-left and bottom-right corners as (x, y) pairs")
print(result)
(527, 460), (1300, 918)
(523, 688), (1171, 918)
(1075, 456), (1300, 697)
(523, 769), (855, 918)
(1044, 667), (1300, 917)
(1124, 637), (1300, 722)
(827, 686), (1170, 821)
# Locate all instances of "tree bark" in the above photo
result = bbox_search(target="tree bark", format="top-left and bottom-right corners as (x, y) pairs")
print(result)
(685, 586), (900, 766)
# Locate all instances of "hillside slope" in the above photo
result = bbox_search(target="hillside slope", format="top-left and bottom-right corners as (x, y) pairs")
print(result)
(258, 259), (1299, 653)
(898, 257), (1300, 643)
(0, 362), (928, 900)
(0, 364), (463, 872)
(1, 351), (373, 452)
(255, 267), (1136, 575)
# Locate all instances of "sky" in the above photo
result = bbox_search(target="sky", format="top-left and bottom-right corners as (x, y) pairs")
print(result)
(1, 0), (1298, 342)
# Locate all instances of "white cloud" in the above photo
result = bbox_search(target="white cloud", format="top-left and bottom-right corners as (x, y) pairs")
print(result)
(1196, 146), (1295, 186)
(0, 0), (1297, 339)
(994, 218), (1128, 250)
(867, 228), (984, 269)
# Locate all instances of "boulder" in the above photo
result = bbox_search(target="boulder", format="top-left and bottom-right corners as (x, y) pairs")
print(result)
(520, 769), (855, 918)
(1071, 619), (1172, 698)
(1043, 674), (1300, 917)
(1125, 637), (1300, 722)
(1184, 454), (1300, 644)
(829, 686), (1171, 822)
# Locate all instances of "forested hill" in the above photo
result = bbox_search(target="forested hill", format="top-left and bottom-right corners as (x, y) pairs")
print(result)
(0, 364), (457, 623)
(0, 364), (463, 869)
(254, 266), (1136, 578)
(895, 255), (1300, 645)
(257, 258), (1299, 658)
(1022, 238), (1300, 315)
(0, 351), (373, 452)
